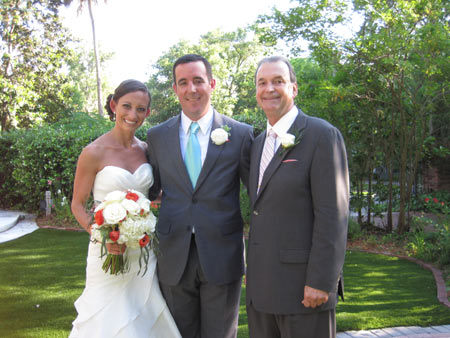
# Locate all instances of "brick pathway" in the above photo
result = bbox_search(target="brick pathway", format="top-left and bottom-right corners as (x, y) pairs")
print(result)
(338, 325), (450, 337)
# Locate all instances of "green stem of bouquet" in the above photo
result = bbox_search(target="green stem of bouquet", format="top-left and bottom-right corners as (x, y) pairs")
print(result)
(102, 253), (125, 275)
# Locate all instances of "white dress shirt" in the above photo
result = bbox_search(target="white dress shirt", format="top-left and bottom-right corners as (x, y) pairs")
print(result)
(265, 106), (299, 150)
(179, 106), (214, 166)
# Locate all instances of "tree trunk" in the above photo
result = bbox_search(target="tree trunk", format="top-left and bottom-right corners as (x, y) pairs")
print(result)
(357, 178), (362, 224)
(88, 0), (103, 116)
(367, 167), (372, 226)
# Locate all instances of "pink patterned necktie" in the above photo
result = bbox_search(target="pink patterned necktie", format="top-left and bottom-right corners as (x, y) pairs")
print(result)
(258, 129), (277, 193)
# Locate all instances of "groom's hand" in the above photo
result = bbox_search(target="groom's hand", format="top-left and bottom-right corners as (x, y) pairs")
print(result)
(302, 285), (328, 308)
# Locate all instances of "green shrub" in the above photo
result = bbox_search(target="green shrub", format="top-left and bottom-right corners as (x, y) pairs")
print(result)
(1, 113), (113, 212)
(412, 191), (450, 215)
(239, 183), (251, 234)
(407, 215), (450, 268)
(347, 218), (362, 240)
(0, 130), (22, 208)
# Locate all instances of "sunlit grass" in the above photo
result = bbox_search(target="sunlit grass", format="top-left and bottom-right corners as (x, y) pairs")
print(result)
(1, 230), (449, 337)
(336, 250), (450, 331)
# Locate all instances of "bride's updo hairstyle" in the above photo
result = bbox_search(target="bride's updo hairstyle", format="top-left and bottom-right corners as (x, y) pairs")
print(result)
(105, 79), (152, 121)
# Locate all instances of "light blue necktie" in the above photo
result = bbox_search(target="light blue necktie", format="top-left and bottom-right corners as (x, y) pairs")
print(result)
(184, 122), (201, 187)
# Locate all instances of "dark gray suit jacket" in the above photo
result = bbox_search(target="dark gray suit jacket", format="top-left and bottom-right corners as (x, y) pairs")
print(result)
(147, 110), (253, 286)
(246, 109), (349, 315)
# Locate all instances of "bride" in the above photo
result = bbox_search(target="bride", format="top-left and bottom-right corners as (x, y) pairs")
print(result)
(69, 79), (181, 338)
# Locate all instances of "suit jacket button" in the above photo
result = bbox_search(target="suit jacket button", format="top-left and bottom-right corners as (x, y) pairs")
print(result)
(253, 210), (259, 216)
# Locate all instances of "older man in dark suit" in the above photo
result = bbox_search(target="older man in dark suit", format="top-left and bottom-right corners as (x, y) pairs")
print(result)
(246, 56), (349, 338)
(147, 54), (253, 338)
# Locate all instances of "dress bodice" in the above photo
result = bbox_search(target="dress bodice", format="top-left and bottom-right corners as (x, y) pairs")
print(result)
(92, 163), (153, 202)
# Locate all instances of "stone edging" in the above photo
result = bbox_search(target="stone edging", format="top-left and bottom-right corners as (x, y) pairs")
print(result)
(350, 248), (450, 309)
(38, 225), (85, 232)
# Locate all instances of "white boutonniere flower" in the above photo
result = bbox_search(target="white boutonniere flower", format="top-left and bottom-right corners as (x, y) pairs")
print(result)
(279, 130), (303, 156)
(279, 133), (296, 148)
(211, 125), (231, 145)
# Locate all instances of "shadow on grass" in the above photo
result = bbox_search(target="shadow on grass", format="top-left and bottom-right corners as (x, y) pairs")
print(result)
(0, 229), (89, 337)
(336, 250), (450, 331)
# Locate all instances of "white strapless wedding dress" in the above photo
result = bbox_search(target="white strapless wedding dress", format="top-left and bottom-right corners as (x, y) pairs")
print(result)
(69, 163), (181, 338)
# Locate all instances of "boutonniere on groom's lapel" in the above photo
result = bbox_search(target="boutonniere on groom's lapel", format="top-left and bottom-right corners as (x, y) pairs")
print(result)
(211, 125), (231, 145)
(279, 130), (303, 156)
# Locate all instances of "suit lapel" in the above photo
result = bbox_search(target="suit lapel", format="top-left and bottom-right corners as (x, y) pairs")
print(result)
(250, 132), (265, 207)
(255, 109), (307, 202)
(166, 115), (193, 191)
(194, 110), (225, 193)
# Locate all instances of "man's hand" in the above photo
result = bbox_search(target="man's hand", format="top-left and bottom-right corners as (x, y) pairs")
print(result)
(302, 285), (329, 308)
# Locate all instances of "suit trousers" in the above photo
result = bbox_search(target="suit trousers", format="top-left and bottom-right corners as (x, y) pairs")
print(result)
(247, 302), (336, 338)
(159, 236), (242, 338)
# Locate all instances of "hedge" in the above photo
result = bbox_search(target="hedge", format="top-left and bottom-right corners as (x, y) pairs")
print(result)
(0, 113), (120, 211)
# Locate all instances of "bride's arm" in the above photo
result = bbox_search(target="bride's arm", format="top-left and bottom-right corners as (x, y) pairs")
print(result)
(71, 146), (99, 234)
(71, 145), (127, 255)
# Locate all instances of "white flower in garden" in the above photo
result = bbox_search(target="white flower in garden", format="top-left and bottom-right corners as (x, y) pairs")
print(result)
(211, 128), (229, 145)
(102, 202), (127, 224)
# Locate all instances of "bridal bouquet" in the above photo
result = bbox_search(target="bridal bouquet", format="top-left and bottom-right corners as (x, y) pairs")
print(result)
(90, 189), (158, 276)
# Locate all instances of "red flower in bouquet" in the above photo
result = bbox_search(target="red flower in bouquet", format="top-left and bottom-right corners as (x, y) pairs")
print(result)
(109, 229), (120, 242)
(139, 234), (150, 247)
(95, 209), (104, 226)
(125, 191), (139, 202)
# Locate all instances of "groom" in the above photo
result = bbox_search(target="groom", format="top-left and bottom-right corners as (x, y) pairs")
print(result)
(146, 54), (253, 338)
(246, 56), (349, 338)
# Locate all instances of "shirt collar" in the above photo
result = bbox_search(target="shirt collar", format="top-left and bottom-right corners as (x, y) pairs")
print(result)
(266, 106), (298, 137)
(181, 106), (214, 135)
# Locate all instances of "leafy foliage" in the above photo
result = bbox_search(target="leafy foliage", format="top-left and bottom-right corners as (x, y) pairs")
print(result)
(0, 112), (112, 211)
(258, 0), (450, 233)
(0, 0), (76, 131)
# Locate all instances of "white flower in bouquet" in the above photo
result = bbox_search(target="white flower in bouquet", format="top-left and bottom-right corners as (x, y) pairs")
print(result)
(138, 198), (151, 214)
(104, 190), (127, 202)
(102, 202), (127, 224)
(121, 198), (141, 216)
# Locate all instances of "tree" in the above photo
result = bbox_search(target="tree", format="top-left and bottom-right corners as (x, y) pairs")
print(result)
(258, 0), (450, 233)
(65, 0), (106, 116)
(65, 46), (113, 113)
(0, 0), (75, 131)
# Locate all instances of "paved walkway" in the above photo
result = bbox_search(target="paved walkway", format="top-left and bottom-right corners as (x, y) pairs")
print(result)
(338, 325), (450, 337)
(0, 209), (38, 243)
(1, 210), (449, 337)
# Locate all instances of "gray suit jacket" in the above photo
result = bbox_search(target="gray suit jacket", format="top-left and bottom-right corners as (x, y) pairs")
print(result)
(246, 109), (349, 315)
(147, 110), (253, 286)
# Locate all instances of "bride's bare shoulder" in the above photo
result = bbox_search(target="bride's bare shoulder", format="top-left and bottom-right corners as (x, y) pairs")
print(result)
(78, 133), (111, 164)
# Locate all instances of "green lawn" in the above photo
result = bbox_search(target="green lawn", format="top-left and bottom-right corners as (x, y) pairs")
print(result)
(1, 229), (449, 338)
